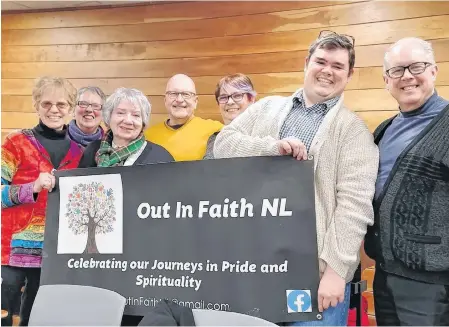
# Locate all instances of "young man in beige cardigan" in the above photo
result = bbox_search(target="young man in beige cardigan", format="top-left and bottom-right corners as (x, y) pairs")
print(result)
(214, 31), (379, 326)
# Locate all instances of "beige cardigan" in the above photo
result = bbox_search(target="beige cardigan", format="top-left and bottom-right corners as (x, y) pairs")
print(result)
(214, 90), (379, 282)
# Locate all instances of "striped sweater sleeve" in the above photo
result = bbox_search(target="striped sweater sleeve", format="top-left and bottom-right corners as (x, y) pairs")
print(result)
(213, 98), (280, 158)
(1, 134), (35, 208)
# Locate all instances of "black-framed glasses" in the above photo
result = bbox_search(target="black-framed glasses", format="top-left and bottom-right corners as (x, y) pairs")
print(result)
(217, 92), (247, 104)
(318, 30), (355, 47)
(165, 91), (196, 100)
(385, 62), (433, 79)
(40, 101), (69, 110)
(77, 101), (102, 111)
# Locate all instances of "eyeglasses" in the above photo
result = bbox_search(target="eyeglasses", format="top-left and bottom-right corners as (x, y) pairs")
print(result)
(217, 92), (247, 104)
(165, 91), (196, 100)
(385, 62), (433, 79)
(318, 30), (355, 47)
(77, 101), (102, 111)
(40, 101), (69, 110)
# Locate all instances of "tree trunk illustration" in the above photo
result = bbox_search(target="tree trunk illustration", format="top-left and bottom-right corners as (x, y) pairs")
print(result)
(84, 215), (98, 254)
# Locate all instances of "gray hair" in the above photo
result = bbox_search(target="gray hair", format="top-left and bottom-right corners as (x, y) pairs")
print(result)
(383, 37), (436, 71)
(102, 87), (151, 128)
(307, 34), (355, 72)
(215, 73), (257, 103)
(76, 86), (106, 103)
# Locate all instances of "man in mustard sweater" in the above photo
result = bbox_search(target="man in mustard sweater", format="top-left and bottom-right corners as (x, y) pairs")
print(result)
(144, 74), (223, 161)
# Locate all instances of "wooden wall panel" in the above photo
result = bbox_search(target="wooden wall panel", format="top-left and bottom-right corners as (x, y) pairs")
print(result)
(2, 52), (309, 78)
(3, 53), (449, 81)
(2, 0), (448, 145)
(1, 1), (344, 29)
(4, 16), (449, 63)
(4, 2), (449, 46)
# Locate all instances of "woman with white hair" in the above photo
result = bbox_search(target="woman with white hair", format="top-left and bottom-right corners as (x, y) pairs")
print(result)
(78, 87), (173, 168)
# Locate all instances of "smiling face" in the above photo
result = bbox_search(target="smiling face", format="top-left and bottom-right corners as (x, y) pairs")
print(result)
(384, 42), (437, 112)
(218, 85), (255, 125)
(303, 47), (353, 105)
(109, 99), (143, 147)
(37, 87), (72, 130)
(164, 74), (198, 125)
(74, 91), (103, 134)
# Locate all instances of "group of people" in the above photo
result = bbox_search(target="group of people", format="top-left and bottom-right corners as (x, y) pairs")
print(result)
(1, 30), (448, 327)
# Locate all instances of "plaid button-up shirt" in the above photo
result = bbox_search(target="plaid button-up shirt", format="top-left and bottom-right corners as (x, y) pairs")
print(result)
(279, 90), (340, 151)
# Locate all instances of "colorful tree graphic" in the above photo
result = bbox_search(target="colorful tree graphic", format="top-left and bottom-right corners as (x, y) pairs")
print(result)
(66, 181), (116, 253)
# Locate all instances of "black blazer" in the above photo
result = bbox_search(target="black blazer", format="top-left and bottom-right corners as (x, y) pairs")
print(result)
(78, 140), (174, 168)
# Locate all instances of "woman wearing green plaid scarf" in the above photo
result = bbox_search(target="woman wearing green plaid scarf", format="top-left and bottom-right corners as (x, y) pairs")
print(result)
(78, 87), (174, 168)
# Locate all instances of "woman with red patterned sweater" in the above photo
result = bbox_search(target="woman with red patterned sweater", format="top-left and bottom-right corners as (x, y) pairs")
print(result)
(1, 76), (83, 326)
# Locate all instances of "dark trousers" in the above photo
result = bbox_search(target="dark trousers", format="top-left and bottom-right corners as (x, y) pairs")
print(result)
(373, 267), (449, 326)
(1, 266), (41, 326)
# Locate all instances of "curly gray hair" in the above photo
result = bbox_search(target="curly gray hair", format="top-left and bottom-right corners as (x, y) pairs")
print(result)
(102, 87), (151, 128)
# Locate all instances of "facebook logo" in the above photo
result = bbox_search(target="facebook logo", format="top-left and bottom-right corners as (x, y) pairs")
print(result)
(286, 290), (312, 313)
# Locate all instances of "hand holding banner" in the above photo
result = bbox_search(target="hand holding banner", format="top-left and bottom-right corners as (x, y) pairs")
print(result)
(42, 156), (321, 323)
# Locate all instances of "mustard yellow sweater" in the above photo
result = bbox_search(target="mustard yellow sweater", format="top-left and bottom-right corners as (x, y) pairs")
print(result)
(144, 116), (223, 161)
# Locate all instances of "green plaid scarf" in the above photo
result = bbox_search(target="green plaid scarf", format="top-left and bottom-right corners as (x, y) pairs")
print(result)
(95, 130), (146, 167)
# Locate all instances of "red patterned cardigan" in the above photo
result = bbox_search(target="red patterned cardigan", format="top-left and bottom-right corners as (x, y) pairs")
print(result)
(1, 129), (83, 267)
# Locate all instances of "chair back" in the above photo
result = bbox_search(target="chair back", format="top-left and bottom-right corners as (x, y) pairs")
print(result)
(28, 284), (126, 326)
(192, 309), (277, 326)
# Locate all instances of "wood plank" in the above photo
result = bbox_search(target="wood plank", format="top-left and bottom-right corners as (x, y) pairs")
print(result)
(362, 267), (375, 291)
(4, 41), (449, 78)
(356, 111), (398, 132)
(354, 39), (449, 68)
(0, 52), (307, 78)
(3, 15), (449, 62)
(368, 314), (377, 326)
(3, 2), (449, 46)
(363, 291), (376, 316)
(4, 40), (449, 75)
(3, 62), (449, 96)
(1, 112), (40, 129)
(1, 1), (343, 30)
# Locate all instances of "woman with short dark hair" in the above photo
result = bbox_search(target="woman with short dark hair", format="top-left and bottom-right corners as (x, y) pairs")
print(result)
(68, 86), (106, 147)
(204, 73), (257, 159)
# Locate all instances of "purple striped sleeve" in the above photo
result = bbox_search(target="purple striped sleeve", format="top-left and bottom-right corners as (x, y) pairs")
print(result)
(18, 182), (35, 204)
